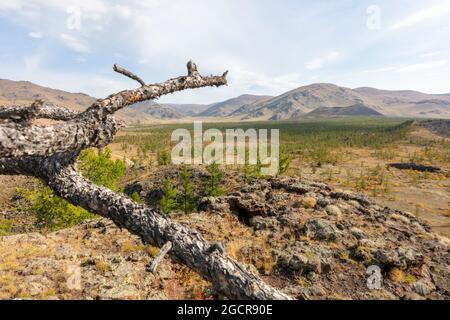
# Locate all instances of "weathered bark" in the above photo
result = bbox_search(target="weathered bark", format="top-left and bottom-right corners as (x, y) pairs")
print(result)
(0, 100), (79, 123)
(113, 64), (146, 87)
(149, 242), (172, 274)
(0, 62), (292, 300)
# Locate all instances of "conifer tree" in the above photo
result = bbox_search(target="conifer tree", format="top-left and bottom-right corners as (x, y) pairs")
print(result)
(205, 162), (224, 197)
(180, 166), (196, 214)
(160, 177), (178, 214)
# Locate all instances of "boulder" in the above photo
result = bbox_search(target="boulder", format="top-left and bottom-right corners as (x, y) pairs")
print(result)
(303, 219), (338, 241)
(301, 197), (317, 209)
(325, 205), (342, 218)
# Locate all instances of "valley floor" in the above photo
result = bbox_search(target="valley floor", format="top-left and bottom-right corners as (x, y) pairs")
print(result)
(0, 118), (448, 300)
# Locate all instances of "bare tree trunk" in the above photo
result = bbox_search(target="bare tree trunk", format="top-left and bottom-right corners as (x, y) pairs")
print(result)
(0, 62), (292, 300)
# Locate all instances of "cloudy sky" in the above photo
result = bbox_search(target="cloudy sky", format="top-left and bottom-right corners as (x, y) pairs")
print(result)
(0, 0), (449, 103)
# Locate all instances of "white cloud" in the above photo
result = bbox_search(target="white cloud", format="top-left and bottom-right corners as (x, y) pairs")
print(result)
(1, 1), (450, 102)
(361, 66), (398, 74)
(395, 60), (448, 73)
(60, 33), (90, 53)
(419, 51), (440, 58)
(28, 31), (43, 39)
(24, 54), (42, 73)
(231, 69), (302, 94)
(361, 60), (448, 75)
(112, 4), (132, 20)
(0, 1), (24, 11)
(2, 56), (134, 99)
(305, 52), (340, 70)
(158, 68), (303, 104)
(389, 4), (450, 31)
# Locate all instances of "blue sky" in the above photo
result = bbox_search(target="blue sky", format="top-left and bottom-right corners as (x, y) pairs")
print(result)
(0, 0), (449, 103)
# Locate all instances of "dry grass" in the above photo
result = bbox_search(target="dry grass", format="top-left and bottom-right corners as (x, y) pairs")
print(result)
(388, 268), (417, 284)
(120, 240), (146, 254)
(95, 260), (111, 273)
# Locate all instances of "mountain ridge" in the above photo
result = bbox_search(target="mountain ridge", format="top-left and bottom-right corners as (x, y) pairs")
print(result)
(198, 94), (273, 117)
(1, 79), (449, 122)
(231, 83), (450, 120)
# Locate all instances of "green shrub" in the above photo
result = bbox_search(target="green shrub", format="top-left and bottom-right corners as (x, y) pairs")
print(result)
(16, 184), (95, 231)
(17, 147), (126, 231)
(160, 177), (179, 214)
(180, 166), (196, 214)
(278, 151), (292, 175)
(78, 147), (126, 191)
(157, 150), (171, 166)
(0, 218), (13, 236)
(130, 191), (143, 204)
(205, 162), (224, 197)
(243, 162), (257, 183)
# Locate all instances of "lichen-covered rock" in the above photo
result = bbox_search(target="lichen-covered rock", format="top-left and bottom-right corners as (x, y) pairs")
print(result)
(302, 197), (317, 209)
(198, 196), (230, 215)
(325, 205), (342, 218)
(374, 246), (423, 269)
(350, 227), (366, 240)
(412, 280), (434, 296)
(249, 216), (279, 230)
(303, 219), (338, 241)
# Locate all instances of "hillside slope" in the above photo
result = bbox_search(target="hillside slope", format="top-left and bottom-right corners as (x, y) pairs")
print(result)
(199, 94), (272, 117)
(0, 79), (184, 123)
(161, 103), (209, 116)
(232, 84), (450, 120)
(0, 79), (95, 112)
(232, 84), (367, 120)
(304, 103), (384, 118)
(129, 101), (183, 120)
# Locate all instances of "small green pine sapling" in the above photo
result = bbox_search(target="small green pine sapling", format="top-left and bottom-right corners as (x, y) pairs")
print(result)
(160, 177), (179, 214)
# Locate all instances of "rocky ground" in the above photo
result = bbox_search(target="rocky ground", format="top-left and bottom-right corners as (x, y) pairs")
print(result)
(1, 167), (449, 300)
(0, 218), (213, 300)
(418, 119), (450, 138)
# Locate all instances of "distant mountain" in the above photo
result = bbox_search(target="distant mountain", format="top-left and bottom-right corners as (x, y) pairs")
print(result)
(199, 94), (272, 117)
(353, 87), (450, 118)
(162, 103), (209, 116)
(129, 101), (183, 120)
(433, 93), (450, 97)
(304, 103), (383, 118)
(0, 79), (184, 123)
(0, 79), (95, 112)
(232, 84), (367, 120)
(2, 78), (449, 122)
(231, 83), (450, 120)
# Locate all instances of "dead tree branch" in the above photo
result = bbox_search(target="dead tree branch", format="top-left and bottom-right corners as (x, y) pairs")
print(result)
(0, 100), (79, 124)
(113, 64), (146, 86)
(0, 61), (291, 300)
(0, 63), (227, 159)
(149, 241), (172, 274)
